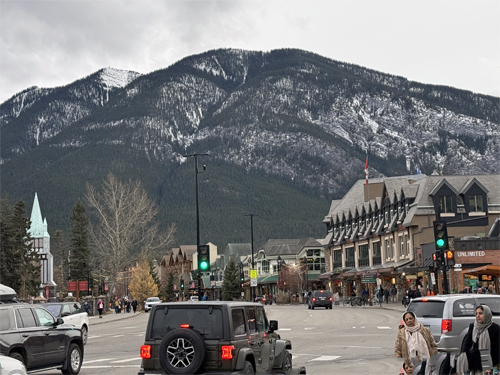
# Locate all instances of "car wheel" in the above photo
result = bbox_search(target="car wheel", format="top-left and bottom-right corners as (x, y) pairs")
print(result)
(159, 328), (206, 374)
(278, 350), (292, 372)
(241, 360), (254, 374)
(81, 325), (88, 345)
(62, 343), (82, 374)
(9, 352), (24, 365)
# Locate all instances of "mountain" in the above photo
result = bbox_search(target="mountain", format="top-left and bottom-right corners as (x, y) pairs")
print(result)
(1, 48), (498, 251)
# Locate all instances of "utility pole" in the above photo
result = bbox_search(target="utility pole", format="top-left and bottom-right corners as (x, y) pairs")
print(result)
(245, 214), (258, 302)
(184, 153), (208, 298)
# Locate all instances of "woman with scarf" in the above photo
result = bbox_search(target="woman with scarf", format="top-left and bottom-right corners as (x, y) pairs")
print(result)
(456, 304), (500, 374)
(395, 311), (438, 375)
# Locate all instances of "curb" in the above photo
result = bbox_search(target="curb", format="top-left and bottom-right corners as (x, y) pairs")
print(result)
(89, 311), (144, 325)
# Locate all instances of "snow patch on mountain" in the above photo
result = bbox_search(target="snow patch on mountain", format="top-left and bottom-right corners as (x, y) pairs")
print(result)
(100, 67), (141, 88)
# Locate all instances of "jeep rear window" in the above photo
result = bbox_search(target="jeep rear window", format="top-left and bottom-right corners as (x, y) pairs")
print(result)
(407, 301), (445, 318)
(313, 291), (331, 297)
(151, 307), (223, 339)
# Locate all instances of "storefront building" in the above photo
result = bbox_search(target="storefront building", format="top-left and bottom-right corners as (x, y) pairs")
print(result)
(321, 174), (500, 298)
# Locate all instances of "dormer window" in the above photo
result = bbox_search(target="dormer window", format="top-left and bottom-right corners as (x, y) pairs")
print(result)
(469, 194), (484, 212)
(439, 195), (453, 214)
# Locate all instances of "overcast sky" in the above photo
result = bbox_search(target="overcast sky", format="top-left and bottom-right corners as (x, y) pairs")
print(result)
(1, 0), (499, 104)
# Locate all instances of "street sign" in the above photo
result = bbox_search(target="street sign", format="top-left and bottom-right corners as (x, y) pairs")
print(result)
(454, 264), (462, 268)
(250, 269), (257, 279)
(430, 273), (436, 285)
(251, 279), (257, 287)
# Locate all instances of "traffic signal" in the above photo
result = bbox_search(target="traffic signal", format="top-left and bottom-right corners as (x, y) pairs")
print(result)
(198, 245), (210, 272)
(433, 221), (449, 251)
(432, 253), (439, 269)
(445, 250), (455, 267)
(240, 272), (245, 283)
(180, 279), (184, 291)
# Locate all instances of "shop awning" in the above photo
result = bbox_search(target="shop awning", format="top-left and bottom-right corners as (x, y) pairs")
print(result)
(461, 265), (500, 277)
(318, 271), (333, 280)
(257, 275), (279, 284)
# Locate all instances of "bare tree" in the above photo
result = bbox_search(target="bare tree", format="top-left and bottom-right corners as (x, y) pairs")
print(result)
(85, 173), (176, 293)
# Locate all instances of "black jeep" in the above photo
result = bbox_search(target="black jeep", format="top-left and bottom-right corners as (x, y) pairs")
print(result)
(138, 301), (306, 374)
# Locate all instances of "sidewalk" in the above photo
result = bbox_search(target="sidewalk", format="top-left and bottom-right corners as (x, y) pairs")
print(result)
(336, 300), (407, 314)
(89, 310), (144, 325)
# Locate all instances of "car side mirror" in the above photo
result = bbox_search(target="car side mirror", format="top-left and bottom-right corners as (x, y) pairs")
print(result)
(56, 318), (64, 325)
(269, 320), (278, 332)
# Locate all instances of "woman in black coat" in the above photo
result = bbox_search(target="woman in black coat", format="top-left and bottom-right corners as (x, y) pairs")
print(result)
(456, 304), (500, 374)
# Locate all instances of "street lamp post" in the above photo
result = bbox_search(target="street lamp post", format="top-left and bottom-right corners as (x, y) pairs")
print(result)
(303, 256), (308, 293)
(184, 153), (208, 298)
(245, 214), (258, 302)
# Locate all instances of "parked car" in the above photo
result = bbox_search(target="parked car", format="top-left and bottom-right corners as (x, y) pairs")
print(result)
(138, 301), (306, 375)
(254, 295), (271, 305)
(406, 294), (500, 374)
(44, 302), (90, 345)
(188, 296), (199, 302)
(0, 303), (84, 374)
(308, 290), (333, 309)
(144, 297), (162, 312)
(0, 353), (27, 375)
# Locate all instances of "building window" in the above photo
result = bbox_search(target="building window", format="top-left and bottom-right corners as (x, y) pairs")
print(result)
(400, 237), (405, 257)
(439, 195), (453, 213)
(333, 250), (342, 267)
(346, 247), (355, 268)
(262, 260), (269, 273)
(372, 242), (381, 265)
(359, 245), (369, 259)
(469, 195), (484, 212)
(386, 239), (391, 258)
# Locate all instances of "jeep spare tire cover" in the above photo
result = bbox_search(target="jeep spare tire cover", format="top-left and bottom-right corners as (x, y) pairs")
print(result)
(159, 328), (206, 374)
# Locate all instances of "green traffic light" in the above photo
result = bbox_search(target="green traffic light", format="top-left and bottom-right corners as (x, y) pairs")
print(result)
(436, 239), (445, 247)
(200, 261), (208, 270)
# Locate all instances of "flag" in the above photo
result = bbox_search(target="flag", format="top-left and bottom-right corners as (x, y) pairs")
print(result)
(365, 156), (369, 185)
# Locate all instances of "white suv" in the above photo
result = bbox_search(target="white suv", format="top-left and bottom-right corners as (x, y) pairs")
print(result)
(144, 297), (162, 312)
(44, 302), (90, 345)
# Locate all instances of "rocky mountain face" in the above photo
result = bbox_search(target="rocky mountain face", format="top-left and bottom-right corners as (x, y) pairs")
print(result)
(1, 48), (498, 247)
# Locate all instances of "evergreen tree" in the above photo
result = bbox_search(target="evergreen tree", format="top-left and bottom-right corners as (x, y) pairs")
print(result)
(165, 272), (175, 302)
(13, 200), (39, 298)
(150, 261), (163, 299)
(51, 230), (69, 293)
(0, 195), (19, 288)
(129, 259), (159, 310)
(221, 258), (240, 301)
(69, 200), (91, 281)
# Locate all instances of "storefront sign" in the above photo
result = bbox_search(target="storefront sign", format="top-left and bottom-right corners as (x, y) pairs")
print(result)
(456, 251), (485, 257)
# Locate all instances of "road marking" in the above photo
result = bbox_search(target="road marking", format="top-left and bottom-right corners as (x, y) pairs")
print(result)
(83, 358), (117, 364)
(120, 326), (137, 329)
(109, 358), (141, 363)
(112, 334), (125, 337)
(82, 365), (139, 368)
(310, 356), (341, 361)
(278, 328), (291, 331)
(304, 327), (316, 330)
(377, 326), (392, 329)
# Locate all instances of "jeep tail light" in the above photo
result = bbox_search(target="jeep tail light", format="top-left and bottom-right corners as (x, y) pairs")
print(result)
(441, 319), (452, 334)
(312, 297), (316, 302)
(221, 345), (234, 360)
(180, 324), (190, 328)
(329, 297), (332, 301)
(140, 345), (151, 359)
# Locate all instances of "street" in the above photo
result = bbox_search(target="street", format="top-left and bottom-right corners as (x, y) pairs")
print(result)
(36, 302), (406, 375)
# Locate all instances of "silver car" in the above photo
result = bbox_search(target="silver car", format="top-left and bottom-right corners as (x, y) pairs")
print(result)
(406, 294), (500, 373)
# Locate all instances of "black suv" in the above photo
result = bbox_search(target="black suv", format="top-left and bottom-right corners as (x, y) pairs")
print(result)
(0, 303), (84, 374)
(307, 290), (332, 309)
(138, 301), (306, 374)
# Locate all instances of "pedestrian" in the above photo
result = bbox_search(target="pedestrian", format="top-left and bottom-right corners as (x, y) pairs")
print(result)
(97, 299), (104, 318)
(394, 311), (438, 375)
(455, 304), (500, 374)
(413, 286), (422, 298)
(126, 300), (131, 313)
(487, 285), (496, 294)
(132, 299), (138, 313)
(477, 287), (483, 294)
(83, 301), (90, 315)
(114, 299), (119, 314)
(384, 287), (390, 304)
(376, 287), (383, 306)
(391, 285), (397, 303)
